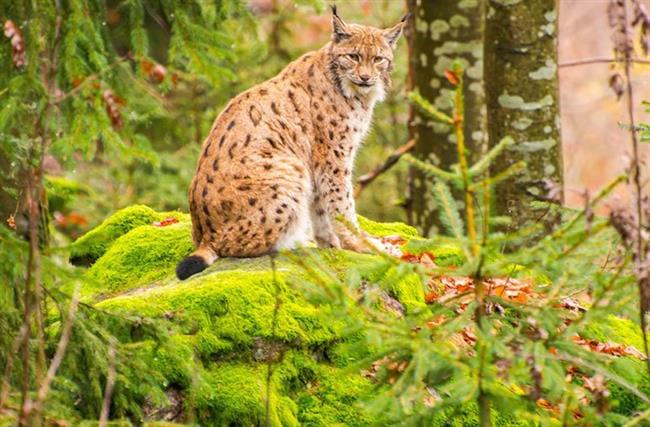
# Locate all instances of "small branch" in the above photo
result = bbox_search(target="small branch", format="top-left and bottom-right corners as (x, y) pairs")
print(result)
(53, 60), (124, 105)
(355, 139), (415, 197)
(21, 285), (80, 424)
(559, 56), (650, 67)
(99, 341), (117, 427)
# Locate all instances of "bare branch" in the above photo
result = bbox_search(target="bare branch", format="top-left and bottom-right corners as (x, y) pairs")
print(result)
(560, 56), (650, 67)
(355, 139), (415, 197)
(20, 284), (80, 423)
(99, 341), (117, 427)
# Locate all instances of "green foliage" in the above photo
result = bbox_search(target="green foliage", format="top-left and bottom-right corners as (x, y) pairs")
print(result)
(19, 205), (426, 425)
(432, 181), (465, 239)
(287, 65), (650, 426)
(85, 220), (193, 297)
(70, 205), (186, 264)
(357, 215), (419, 238)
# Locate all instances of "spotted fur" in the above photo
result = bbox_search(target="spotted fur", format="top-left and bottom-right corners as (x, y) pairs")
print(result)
(176, 7), (406, 280)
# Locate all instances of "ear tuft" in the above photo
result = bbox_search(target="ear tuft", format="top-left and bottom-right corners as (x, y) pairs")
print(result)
(400, 13), (412, 23)
(331, 4), (350, 43)
(384, 18), (406, 48)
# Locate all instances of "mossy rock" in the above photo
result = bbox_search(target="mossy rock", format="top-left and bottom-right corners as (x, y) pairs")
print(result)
(194, 363), (299, 426)
(581, 315), (650, 416)
(402, 237), (466, 267)
(84, 220), (194, 299)
(58, 205), (650, 425)
(429, 403), (534, 427)
(97, 270), (341, 354)
(70, 205), (187, 265)
(358, 215), (418, 238)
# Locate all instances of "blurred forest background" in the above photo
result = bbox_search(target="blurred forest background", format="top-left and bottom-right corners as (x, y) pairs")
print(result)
(2, 0), (650, 425)
(2, 0), (646, 242)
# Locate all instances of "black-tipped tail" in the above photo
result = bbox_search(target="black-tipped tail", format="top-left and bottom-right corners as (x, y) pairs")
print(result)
(176, 255), (208, 280)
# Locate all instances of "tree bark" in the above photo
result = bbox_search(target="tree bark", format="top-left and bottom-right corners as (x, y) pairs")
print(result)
(406, 0), (487, 237)
(484, 0), (563, 230)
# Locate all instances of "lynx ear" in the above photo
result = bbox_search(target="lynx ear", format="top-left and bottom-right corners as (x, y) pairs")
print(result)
(383, 13), (410, 48)
(331, 5), (350, 43)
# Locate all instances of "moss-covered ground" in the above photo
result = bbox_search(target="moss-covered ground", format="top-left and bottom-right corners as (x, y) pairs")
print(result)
(43, 205), (649, 426)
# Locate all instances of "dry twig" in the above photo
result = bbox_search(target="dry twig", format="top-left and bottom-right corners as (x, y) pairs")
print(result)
(99, 341), (117, 427)
(355, 139), (415, 197)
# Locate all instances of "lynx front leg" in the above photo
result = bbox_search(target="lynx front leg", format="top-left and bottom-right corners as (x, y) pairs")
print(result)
(311, 164), (367, 252)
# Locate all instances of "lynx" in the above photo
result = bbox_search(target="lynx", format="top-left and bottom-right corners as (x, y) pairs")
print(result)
(176, 6), (407, 280)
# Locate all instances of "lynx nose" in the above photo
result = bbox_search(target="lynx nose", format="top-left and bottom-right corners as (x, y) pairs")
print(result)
(359, 74), (371, 82)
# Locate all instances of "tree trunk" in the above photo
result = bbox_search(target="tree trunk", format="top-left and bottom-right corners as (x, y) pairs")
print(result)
(405, 0), (487, 237)
(484, 0), (563, 230)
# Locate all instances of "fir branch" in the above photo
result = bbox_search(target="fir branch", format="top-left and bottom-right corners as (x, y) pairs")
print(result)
(0, 322), (29, 409)
(402, 154), (457, 182)
(407, 91), (454, 124)
(432, 180), (464, 239)
(553, 173), (626, 239)
(624, 407), (650, 427)
(469, 136), (514, 177)
(469, 161), (526, 191)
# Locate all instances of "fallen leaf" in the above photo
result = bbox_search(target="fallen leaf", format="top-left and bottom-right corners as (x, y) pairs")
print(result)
(153, 217), (179, 227)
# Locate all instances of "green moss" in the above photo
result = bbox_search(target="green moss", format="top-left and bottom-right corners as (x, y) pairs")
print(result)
(402, 237), (466, 267)
(580, 316), (650, 416)
(78, 421), (133, 427)
(358, 215), (419, 238)
(296, 366), (373, 426)
(66, 205), (650, 425)
(97, 270), (340, 353)
(380, 266), (426, 312)
(85, 221), (193, 298)
(71, 205), (187, 264)
(583, 315), (646, 351)
(606, 356), (650, 416)
(429, 403), (534, 426)
(148, 335), (196, 388)
(194, 363), (298, 427)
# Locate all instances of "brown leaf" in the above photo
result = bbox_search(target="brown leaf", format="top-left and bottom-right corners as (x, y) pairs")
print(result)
(400, 253), (420, 263)
(419, 252), (437, 269)
(152, 217), (179, 227)
(6, 214), (16, 230)
(381, 235), (407, 246)
(444, 69), (459, 86)
(536, 398), (560, 415)
(609, 73), (625, 100)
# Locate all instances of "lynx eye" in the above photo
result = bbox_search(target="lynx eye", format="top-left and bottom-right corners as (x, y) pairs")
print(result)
(345, 53), (360, 61)
(373, 56), (386, 64)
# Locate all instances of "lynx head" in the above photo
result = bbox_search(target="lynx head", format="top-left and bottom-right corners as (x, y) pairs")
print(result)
(328, 5), (408, 101)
